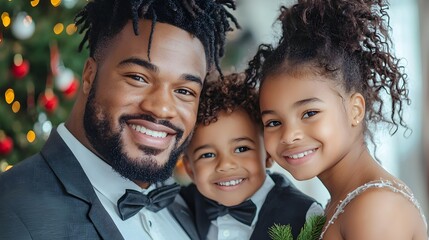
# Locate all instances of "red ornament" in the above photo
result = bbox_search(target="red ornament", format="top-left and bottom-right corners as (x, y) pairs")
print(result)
(62, 78), (79, 99)
(11, 59), (30, 79)
(0, 135), (13, 156)
(39, 91), (59, 113)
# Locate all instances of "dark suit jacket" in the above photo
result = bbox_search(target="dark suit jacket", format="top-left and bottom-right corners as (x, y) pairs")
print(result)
(0, 129), (124, 240)
(175, 173), (321, 240)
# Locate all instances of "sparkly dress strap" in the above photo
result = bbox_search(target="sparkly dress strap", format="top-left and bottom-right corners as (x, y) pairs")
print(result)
(319, 179), (428, 240)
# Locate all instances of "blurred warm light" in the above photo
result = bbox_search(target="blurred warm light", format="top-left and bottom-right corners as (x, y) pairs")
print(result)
(51, 0), (61, 7)
(13, 54), (23, 66)
(65, 23), (77, 35)
(23, 15), (33, 27)
(53, 23), (64, 35)
(1, 12), (11, 27)
(12, 101), (20, 113)
(0, 161), (12, 172)
(27, 130), (36, 143)
(30, 0), (40, 7)
(5, 88), (15, 104)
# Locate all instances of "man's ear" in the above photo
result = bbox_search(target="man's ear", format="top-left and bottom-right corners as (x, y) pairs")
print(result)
(182, 155), (195, 181)
(82, 58), (97, 95)
(349, 92), (365, 127)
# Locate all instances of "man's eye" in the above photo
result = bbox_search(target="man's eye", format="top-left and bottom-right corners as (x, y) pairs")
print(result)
(234, 146), (250, 153)
(127, 75), (147, 83)
(303, 111), (318, 119)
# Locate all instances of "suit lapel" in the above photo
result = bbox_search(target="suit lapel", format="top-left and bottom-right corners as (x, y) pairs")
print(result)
(167, 196), (201, 240)
(182, 185), (211, 239)
(41, 129), (124, 240)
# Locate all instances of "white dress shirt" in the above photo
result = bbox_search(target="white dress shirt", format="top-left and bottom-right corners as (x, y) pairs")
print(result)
(206, 174), (323, 240)
(206, 175), (274, 240)
(57, 123), (190, 240)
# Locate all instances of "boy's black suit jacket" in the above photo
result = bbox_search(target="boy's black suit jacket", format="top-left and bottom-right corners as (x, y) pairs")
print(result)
(170, 173), (321, 240)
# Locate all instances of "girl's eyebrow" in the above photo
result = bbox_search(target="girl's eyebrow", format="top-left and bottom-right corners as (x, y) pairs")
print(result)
(261, 97), (322, 117)
(293, 97), (323, 108)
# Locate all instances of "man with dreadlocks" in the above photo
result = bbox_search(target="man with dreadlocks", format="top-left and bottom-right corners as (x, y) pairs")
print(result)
(0, 0), (238, 239)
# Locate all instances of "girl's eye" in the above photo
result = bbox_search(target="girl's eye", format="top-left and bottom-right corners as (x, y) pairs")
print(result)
(234, 146), (250, 153)
(200, 152), (215, 159)
(265, 120), (281, 128)
(302, 111), (318, 119)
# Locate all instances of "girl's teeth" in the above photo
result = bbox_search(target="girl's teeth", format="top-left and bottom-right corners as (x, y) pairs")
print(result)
(288, 149), (314, 159)
(217, 179), (243, 186)
(130, 124), (167, 138)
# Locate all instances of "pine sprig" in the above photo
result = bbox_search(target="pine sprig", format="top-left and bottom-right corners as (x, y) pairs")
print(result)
(297, 215), (326, 240)
(269, 215), (326, 240)
(269, 223), (293, 240)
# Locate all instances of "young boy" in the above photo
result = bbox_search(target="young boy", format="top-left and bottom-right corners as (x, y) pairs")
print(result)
(169, 73), (323, 240)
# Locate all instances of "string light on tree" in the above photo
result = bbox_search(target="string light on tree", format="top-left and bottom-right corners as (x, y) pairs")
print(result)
(1, 12), (11, 27)
(30, 0), (40, 7)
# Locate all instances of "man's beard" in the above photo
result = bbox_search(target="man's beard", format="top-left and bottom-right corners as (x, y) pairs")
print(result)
(83, 75), (191, 184)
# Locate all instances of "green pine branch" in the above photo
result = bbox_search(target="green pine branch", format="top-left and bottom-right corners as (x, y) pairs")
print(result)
(269, 223), (293, 240)
(269, 215), (326, 240)
(297, 215), (326, 240)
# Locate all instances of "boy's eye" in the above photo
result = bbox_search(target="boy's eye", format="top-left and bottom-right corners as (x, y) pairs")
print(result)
(200, 152), (215, 159)
(234, 146), (250, 153)
(302, 111), (318, 119)
(265, 120), (281, 128)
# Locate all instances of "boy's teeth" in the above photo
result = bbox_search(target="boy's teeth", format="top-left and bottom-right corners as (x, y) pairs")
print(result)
(130, 124), (167, 138)
(288, 149), (314, 159)
(217, 179), (243, 186)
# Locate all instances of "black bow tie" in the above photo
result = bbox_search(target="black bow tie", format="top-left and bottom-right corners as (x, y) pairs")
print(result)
(205, 198), (257, 226)
(117, 183), (181, 220)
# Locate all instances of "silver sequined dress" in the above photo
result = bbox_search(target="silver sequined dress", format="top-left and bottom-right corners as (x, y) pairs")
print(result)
(319, 179), (428, 240)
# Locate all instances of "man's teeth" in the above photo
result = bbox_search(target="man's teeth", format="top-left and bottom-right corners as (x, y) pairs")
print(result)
(217, 179), (243, 186)
(288, 149), (315, 159)
(130, 124), (167, 138)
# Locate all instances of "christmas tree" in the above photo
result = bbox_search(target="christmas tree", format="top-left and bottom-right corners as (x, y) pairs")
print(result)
(0, 0), (245, 173)
(0, 0), (87, 171)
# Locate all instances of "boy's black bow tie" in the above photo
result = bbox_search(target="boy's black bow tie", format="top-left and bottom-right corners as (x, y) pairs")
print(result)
(205, 198), (257, 226)
(117, 183), (181, 220)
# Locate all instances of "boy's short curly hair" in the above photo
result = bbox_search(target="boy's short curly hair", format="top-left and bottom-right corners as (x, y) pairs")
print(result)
(197, 72), (261, 128)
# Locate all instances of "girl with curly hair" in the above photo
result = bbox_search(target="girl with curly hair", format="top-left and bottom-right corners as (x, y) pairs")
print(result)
(246, 0), (428, 239)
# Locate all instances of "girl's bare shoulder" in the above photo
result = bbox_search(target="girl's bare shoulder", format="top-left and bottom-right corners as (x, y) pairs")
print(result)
(339, 180), (427, 239)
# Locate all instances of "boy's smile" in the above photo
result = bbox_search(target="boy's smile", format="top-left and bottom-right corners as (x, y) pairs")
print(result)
(184, 109), (267, 206)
